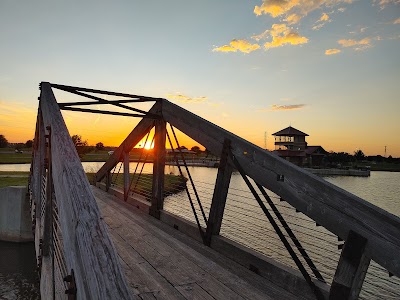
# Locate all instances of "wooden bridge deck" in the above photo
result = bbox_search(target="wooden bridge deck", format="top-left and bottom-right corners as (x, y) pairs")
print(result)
(92, 186), (305, 300)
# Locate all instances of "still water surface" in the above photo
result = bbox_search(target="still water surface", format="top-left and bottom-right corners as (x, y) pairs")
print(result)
(0, 163), (399, 299)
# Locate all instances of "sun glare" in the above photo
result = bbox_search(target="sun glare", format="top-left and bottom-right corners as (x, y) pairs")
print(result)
(143, 141), (154, 150)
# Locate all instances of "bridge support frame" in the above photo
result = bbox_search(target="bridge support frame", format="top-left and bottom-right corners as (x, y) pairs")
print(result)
(150, 117), (166, 219)
(205, 139), (233, 246)
(329, 230), (370, 300)
(123, 151), (130, 201)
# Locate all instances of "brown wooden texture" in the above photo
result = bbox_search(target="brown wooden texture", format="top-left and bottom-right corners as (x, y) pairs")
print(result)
(150, 115), (166, 218)
(205, 139), (233, 246)
(329, 231), (370, 300)
(39, 82), (132, 299)
(94, 103), (160, 183)
(161, 99), (400, 277)
(93, 186), (301, 300)
(124, 151), (130, 201)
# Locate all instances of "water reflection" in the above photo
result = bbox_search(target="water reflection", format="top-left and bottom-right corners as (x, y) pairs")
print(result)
(0, 241), (40, 300)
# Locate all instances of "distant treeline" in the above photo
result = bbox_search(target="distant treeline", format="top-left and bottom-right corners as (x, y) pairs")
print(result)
(325, 150), (399, 167)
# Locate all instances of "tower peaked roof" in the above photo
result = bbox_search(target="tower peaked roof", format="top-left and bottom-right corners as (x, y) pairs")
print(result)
(272, 126), (308, 136)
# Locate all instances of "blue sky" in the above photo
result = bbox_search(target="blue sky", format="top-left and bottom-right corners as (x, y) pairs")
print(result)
(1, 0), (399, 155)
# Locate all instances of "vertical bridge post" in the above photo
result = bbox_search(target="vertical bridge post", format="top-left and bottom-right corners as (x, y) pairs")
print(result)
(150, 117), (166, 219)
(205, 139), (233, 246)
(329, 230), (370, 300)
(123, 151), (130, 201)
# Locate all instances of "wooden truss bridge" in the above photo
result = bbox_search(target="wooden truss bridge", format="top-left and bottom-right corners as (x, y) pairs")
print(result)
(28, 82), (400, 299)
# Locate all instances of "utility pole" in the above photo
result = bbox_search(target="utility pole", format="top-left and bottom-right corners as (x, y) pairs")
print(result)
(384, 146), (387, 158)
(264, 131), (267, 150)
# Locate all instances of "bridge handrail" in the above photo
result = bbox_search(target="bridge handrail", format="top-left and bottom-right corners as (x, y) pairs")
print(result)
(36, 82), (131, 299)
(160, 100), (400, 278)
(93, 98), (400, 278)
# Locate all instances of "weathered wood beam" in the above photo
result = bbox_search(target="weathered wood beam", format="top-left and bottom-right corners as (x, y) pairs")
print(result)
(205, 139), (233, 246)
(161, 99), (400, 277)
(58, 99), (152, 106)
(150, 116), (166, 219)
(39, 82), (132, 299)
(60, 106), (153, 118)
(94, 103), (159, 183)
(42, 126), (52, 257)
(329, 231), (370, 300)
(51, 82), (162, 101)
(123, 151), (130, 201)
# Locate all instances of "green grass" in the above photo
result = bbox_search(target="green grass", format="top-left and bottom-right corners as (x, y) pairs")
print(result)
(0, 152), (32, 164)
(88, 172), (187, 199)
(0, 177), (29, 188)
(0, 171), (187, 198)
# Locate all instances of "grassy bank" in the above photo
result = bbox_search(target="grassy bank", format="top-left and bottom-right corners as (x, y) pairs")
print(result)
(0, 171), (187, 197)
(0, 150), (153, 164)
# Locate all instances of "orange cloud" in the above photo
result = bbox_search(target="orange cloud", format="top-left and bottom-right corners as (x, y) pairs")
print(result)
(394, 18), (400, 24)
(254, 0), (353, 22)
(374, 0), (400, 9)
(254, 0), (299, 17)
(166, 93), (208, 104)
(325, 48), (341, 55)
(319, 13), (330, 22)
(264, 24), (308, 49)
(213, 39), (261, 53)
(285, 13), (302, 24)
(259, 104), (305, 111)
(338, 38), (372, 50)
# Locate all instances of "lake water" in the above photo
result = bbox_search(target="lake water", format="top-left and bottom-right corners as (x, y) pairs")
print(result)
(0, 163), (399, 299)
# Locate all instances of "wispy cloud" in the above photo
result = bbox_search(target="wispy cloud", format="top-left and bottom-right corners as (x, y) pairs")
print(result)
(338, 37), (372, 50)
(285, 13), (302, 25)
(319, 13), (330, 22)
(213, 39), (260, 54)
(393, 17), (400, 24)
(259, 103), (306, 112)
(325, 48), (341, 55)
(312, 12), (331, 30)
(373, 0), (400, 9)
(166, 93), (208, 104)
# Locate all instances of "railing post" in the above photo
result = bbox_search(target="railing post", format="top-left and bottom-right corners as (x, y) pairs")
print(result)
(123, 151), (130, 201)
(329, 230), (370, 300)
(42, 126), (53, 257)
(150, 118), (166, 219)
(204, 139), (233, 246)
(105, 171), (111, 191)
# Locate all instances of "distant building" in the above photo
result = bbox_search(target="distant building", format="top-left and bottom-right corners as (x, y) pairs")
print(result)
(272, 126), (327, 166)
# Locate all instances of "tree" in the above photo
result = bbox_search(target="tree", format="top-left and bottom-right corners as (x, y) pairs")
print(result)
(354, 149), (366, 161)
(0, 135), (8, 148)
(96, 142), (105, 150)
(25, 140), (33, 148)
(71, 135), (88, 147)
(71, 135), (90, 159)
(190, 146), (202, 155)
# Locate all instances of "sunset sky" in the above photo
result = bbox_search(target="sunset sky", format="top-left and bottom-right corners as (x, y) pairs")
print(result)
(1, 0), (399, 156)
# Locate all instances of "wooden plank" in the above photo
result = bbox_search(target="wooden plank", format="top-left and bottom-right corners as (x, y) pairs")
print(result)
(161, 99), (400, 277)
(93, 187), (299, 300)
(150, 116), (166, 219)
(329, 231), (370, 300)
(205, 139), (233, 246)
(108, 228), (186, 299)
(175, 283), (215, 300)
(94, 103), (160, 183)
(39, 82), (132, 299)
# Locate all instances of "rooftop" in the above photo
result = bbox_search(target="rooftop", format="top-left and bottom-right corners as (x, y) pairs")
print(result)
(272, 126), (308, 137)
